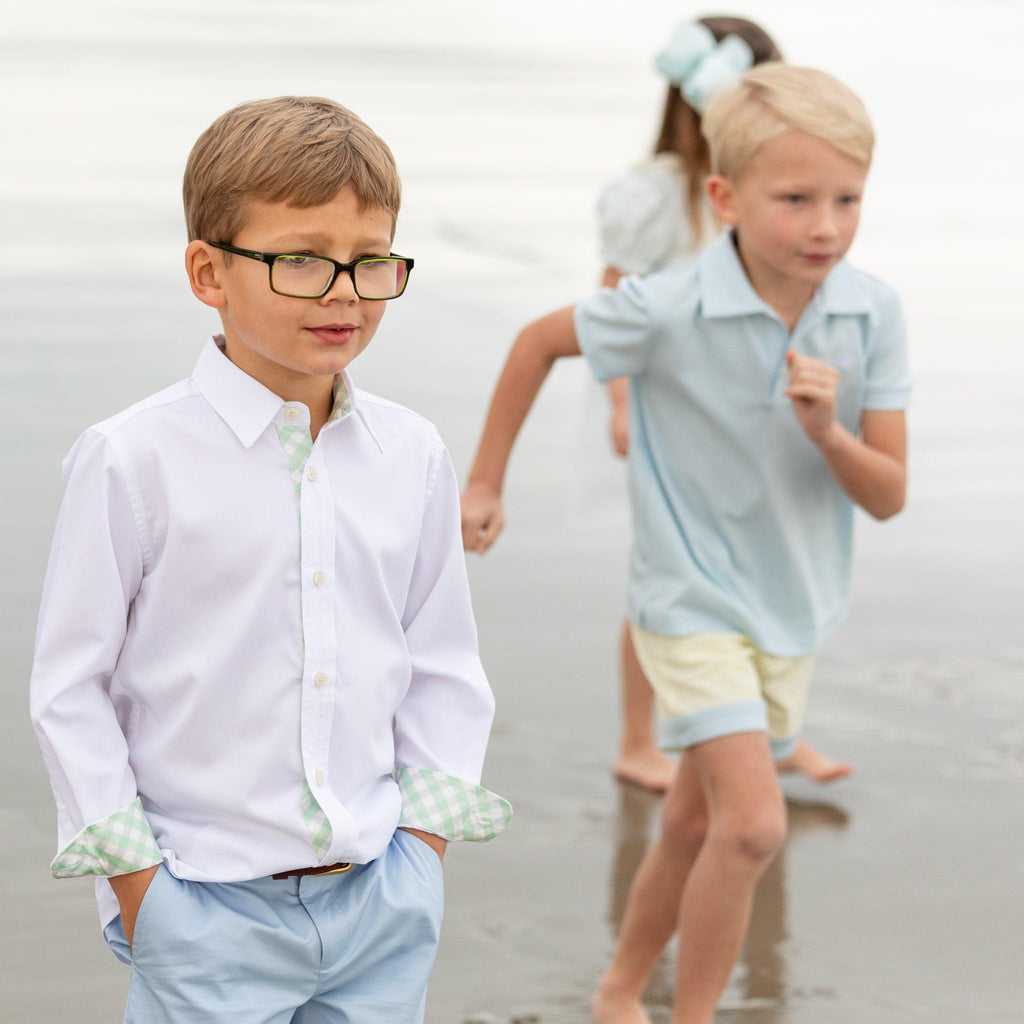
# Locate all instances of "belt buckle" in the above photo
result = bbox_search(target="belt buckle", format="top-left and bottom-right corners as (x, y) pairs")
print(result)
(320, 862), (353, 876)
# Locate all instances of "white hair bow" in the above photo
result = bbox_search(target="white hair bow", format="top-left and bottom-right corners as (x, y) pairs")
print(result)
(653, 22), (754, 114)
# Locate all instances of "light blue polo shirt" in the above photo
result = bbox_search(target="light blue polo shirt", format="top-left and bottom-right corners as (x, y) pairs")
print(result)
(574, 231), (911, 656)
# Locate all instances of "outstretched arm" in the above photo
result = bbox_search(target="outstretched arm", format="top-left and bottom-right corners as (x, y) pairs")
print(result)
(785, 350), (907, 520)
(461, 306), (581, 553)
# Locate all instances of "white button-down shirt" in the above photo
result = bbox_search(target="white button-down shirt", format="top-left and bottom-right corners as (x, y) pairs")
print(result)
(30, 338), (509, 932)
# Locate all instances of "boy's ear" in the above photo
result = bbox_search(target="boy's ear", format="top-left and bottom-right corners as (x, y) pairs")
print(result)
(185, 240), (228, 310)
(706, 175), (739, 227)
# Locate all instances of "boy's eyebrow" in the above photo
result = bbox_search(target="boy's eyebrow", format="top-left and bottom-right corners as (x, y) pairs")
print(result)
(262, 231), (391, 251)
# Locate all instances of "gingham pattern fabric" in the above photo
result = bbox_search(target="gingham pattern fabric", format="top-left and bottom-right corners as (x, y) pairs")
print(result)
(277, 376), (351, 501)
(51, 797), (161, 878)
(396, 767), (512, 842)
(329, 377), (352, 423)
(301, 781), (334, 856)
(276, 375), (352, 859)
(276, 425), (315, 502)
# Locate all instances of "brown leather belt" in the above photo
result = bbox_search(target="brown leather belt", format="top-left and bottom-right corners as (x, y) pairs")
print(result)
(271, 862), (353, 880)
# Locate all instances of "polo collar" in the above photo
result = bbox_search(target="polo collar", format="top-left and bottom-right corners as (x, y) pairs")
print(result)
(815, 258), (873, 318)
(191, 337), (382, 451)
(697, 232), (873, 321)
(698, 232), (774, 319)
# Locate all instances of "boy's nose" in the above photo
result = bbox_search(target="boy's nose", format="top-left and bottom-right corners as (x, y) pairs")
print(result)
(811, 206), (839, 239)
(319, 269), (359, 304)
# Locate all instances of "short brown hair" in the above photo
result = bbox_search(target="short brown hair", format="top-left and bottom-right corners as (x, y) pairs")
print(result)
(703, 65), (874, 181)
(183, 96), (401, 243)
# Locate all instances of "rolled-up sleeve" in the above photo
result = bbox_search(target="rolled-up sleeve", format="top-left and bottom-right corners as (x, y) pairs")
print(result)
(394, 440), (511, 842)
(574, 274), (658, 382)
(29, 429), (161, 877)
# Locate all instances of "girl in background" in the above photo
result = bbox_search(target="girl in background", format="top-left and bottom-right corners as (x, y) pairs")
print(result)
(599, 17), (851, 791)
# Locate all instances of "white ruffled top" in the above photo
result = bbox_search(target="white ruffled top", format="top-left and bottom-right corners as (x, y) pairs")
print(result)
(597, 153), (714, 275)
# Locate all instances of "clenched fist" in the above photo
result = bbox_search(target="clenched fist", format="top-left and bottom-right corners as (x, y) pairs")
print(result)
(784, 350), (839, 445)
(460, 482), (505, 554)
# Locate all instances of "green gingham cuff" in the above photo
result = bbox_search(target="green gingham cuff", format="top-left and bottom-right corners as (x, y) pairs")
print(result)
(396, 767), (512, 842)
(50, 798), (162, 879)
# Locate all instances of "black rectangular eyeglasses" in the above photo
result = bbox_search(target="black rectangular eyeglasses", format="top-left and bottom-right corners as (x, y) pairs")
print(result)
(207, 242), (414, 300)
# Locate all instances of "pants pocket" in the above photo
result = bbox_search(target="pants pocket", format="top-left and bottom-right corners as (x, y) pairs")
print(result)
(395, 829), (443, 882)
(392, 830), (445, 930)
(129, 863), (168, 961)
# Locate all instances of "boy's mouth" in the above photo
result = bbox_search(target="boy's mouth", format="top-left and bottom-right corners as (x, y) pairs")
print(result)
(308, 324), (357, 344)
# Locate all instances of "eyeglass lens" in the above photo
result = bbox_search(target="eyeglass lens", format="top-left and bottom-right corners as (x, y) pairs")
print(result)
(270, 256), (409, 299)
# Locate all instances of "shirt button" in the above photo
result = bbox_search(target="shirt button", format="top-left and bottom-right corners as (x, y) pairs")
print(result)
(315, 770), (326, 787)
(285, 407), (300, 422)
(306, 466), (319, 483)
(314, 671), (328, 688)
(312, 570), (327, 587)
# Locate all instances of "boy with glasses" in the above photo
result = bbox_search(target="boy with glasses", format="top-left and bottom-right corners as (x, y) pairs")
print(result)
(30, 95), (510, 1023)
(461, 65), (909, 1024)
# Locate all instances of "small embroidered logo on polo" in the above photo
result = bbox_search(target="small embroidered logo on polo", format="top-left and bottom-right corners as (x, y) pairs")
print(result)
(832, 353), (856, 369)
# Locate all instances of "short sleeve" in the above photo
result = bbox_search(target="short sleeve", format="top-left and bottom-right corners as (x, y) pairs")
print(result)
(598, 166), (688, 276)
(863, 286), (912, 410)
(574, 275), (659, 381)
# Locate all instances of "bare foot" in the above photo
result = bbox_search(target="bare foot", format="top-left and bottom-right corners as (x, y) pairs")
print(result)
(613, 750), (676, 793)
(776, 740), (852, 783)
(591, 986), (652, 1024)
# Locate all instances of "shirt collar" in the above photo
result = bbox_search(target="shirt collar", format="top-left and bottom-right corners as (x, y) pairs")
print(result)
(815, 257), (873, 318)
(192, 337), (382, 451)
(697, 231), (872, 321)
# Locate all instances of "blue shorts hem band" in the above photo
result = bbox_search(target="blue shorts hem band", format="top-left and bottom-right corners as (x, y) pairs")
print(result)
(770, 735), (799, 760)
(657, 701), (768, 752)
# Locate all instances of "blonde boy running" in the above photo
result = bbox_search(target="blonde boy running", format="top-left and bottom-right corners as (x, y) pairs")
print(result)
(461, 65), (909, 1024)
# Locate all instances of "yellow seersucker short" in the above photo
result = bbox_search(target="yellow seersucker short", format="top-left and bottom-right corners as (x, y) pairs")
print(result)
(629, 624), (817, 754)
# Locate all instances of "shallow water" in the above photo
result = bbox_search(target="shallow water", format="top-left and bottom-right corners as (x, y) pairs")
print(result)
(3, 2), (1024, 1021)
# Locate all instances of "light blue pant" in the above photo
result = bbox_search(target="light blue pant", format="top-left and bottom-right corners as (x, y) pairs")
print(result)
(104, 829), (444, 1023)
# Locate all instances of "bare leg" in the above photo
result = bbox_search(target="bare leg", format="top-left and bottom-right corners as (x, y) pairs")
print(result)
(613, 621), (676, 793)
(776, 739), (852, 783)
(593, 755), (706, 1024)
(671, 734), (786, 1024)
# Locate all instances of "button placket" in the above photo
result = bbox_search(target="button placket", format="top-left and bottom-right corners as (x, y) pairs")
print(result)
(297, 443), (341, 852)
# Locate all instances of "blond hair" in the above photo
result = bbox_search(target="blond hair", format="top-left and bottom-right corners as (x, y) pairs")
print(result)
(183, 96), (401, 243)
(702, 65), (874, 180)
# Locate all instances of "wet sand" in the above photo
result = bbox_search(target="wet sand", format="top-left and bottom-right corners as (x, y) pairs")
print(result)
(3, 3), (1024, 1022)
